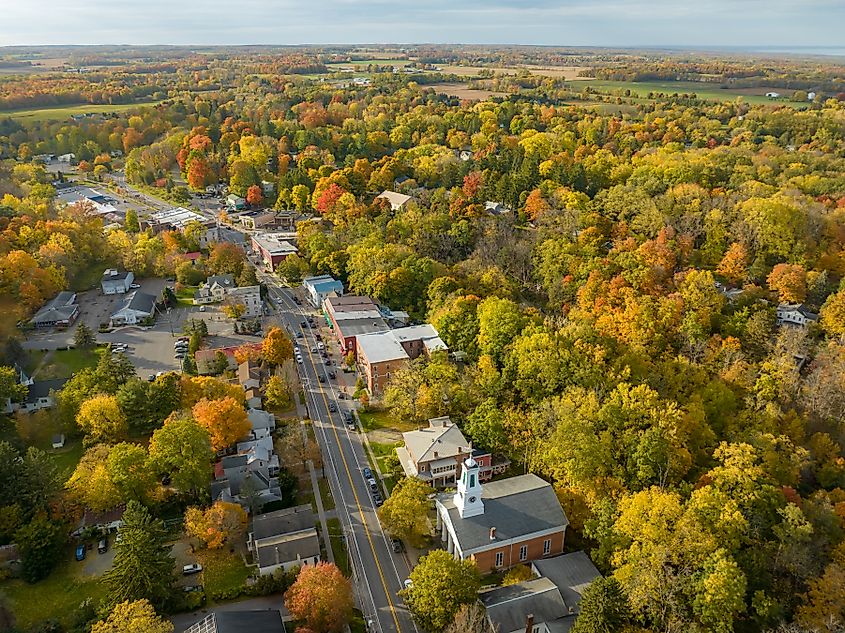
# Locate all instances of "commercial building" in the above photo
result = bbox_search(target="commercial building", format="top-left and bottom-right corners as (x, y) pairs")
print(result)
(110, 291), (156, 325)
(100, 269), (134, 295)
(323, 295), (388, 355)
(145, 207), (220, 248)
(225, 285), (262, 318)
(251, 233), (298, 270)
(31, 291), (79, 328)
(435, 457), (569, 573)
(238, 209), (277, 230)
(356, 324), (447, 395)
(302, 274), (344, 307)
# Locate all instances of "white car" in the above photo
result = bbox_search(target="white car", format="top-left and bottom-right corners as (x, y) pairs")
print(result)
(129, 283), (141, 289)
(182, 563), (203, 575)
(317, 342), (325, 351)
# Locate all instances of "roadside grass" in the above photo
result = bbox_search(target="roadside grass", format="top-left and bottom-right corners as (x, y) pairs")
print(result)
(2, 554), (107, 629)
(367, 440), (401, 494)
(326, 517), (350, 576)
(3, 100), (162, 122)
(349, 609), (367, 633)
(358, 409), (418, 434)
(195, 548), (251, 600)
(318, 477), (335, 511)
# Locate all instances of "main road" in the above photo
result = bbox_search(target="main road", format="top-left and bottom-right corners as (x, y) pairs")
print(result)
(259, 271), (419, 633)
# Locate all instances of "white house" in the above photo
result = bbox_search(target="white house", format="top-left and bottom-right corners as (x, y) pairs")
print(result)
(776, 303), (819, 328)
(111, 291), (156, 325)
(57, 153), (75, 163)
(247, 505), (320, 575)
(194, 274), (236, 304)
(101, 269), (134, 295)
(302, 275), (344, 307)
(375, 190), (412, 211)
(226, 285), (262, 318)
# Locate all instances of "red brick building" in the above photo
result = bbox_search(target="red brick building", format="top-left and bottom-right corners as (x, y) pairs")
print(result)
(435, 458), (568, 573)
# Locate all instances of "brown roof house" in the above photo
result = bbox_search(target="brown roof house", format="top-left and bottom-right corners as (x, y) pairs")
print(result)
(396, 416), (507, 488)
(435, 457), (568, 573)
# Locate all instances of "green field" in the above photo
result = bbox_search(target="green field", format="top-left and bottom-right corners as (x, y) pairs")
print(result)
(196, 548), (251, 600)
(1, 100), (162, 122)
(34, 346), (104, 380)
(576, 79), (804, 107)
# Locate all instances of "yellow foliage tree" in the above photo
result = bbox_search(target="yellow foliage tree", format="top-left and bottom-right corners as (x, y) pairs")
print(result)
(66, 444), (122, 511)
(262, 327), (294, 365)
(180, 375), (246, 408)
(191, 396), (250, 451)
(184, 501), (247, 549)
(90, 599), (173, 633)
(76, 394), (127, 442)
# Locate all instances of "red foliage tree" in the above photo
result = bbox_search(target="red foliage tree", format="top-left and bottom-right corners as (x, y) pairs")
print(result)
(316, 183), (346, 215)
(187, 155), (212, 190)
(246, 184), (264, 207)
(284, 562), (354, 633)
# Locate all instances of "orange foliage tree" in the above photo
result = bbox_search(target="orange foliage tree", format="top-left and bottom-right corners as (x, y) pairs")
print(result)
(246, 184), (264, 207)
(184, 501), (247, 549)
(262, 327), (294, 366)
(767, 263), (807, 303)
(191, 396), (250, 451)
(284, 562), (354, 633)
(716, 242), (749, 285)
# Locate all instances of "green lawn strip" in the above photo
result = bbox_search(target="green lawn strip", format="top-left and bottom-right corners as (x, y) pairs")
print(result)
(175, 285), (199, 306)
(2, 554), (108, 629)
(34, 347), (103, 379)
(46, 439), (85, 479)
(195, 548), (251, 600)
(357, 409), (418, 433)
(325, 517), (350, 576)
(318, 477), (335, 511)
(364, 440), (400, 495)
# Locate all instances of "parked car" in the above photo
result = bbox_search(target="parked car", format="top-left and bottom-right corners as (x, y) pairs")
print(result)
(199, 306), (206, 312)
(391, 538), (404, 553)
(98, 538), (108, 554)
(311, 346), (317, 353)
(75, 544), (86, 561)
(296, 332), (304, 338)
(325, 359), (332, 365)
(129, 283), (141, 289)
(317, 342), (324, 351)
(362, 467), (372, 479)
(318, 375), (326, 384)
(182, 563), (203, 575)
(373, 492), (383, 506)
(183, 584), (203, 593)
(328, 402), (337, 412)
(328, 370), (336, 379)
(300, 320), (307, 328)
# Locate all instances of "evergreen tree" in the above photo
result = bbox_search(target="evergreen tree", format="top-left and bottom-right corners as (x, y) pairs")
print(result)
(571, 577), (630, 633)
(15, 515), (65, 582)
(104, 501), (174, 609)
(73, 323), (96, 349)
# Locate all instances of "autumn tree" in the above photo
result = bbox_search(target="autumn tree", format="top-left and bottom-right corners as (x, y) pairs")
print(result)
(77, 394), (127, 442)
(571, 577), (631, 633)
(185, 501), (247, 549)
(147, 414), (212, 494)
(820, 290), (845, 339)
(91, 599), (173, 633)
(67, 444), (122, 511)
(246, 184), (264, 207)
(767, 263), (808, 303)
(284, 562), (354, 633)
(402, 550), (480, 632)
(192, 397), (250, 451)
(444, 604), (496, 633)
(378, 477), (433, 546)
(263, 326), (294, 366)
(265, 374), (292, 411)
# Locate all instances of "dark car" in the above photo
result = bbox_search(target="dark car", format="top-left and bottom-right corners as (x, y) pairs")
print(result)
(97, 538), (108, 554)
(325, 358), (332, 365)
(318, 375), (326, 384)
(328, 370), (336, 379)
(296, 332), (304, 338)
(391, 538), (404, 553)
(362, 467), (372, 479)
(75, 544), (86, 561)
(328, 402), (337, 412)
(300, 320), (307, 328)
(373, 493), (384, 506)
(315, 333), (322, 340)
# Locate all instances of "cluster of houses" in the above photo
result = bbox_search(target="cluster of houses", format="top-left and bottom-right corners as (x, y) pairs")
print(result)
(193, 273), (263, 319)
(208, 359), (322, 577)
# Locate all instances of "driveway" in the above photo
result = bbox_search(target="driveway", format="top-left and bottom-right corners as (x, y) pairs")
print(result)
(80, 538), (116, 578)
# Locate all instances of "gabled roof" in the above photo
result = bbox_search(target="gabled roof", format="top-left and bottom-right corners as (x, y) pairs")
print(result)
(239, 361), (261, 385)
(376, 190), (412, 208)
(207, 274), (235, 289)
(403, 417), (470, 464)
(25, 378), (66, 403)
(480, 577), (567, 633)
(255, 529), (320, 569)
(32, 292), (78, 324)
(356, 330), (409, 364)
(252, 504), (315, 541)
(532, 552), (601, 614)
(115, 291), (156, 315)
(437, 474), (568, 553)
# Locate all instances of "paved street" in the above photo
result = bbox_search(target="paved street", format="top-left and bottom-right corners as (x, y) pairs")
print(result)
(261, 273), (419, 633)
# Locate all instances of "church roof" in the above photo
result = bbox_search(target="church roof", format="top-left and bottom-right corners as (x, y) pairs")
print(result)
(437, 474), (568, 553)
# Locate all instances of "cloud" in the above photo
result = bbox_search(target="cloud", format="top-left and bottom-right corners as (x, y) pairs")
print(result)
(0, 0), (842, 48)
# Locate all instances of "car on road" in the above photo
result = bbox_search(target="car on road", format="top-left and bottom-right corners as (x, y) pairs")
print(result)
(328, 370), (336, 379)
(199, 306), (206, 312)
(182, 563), (203, 575)
(296, 332), (304, 338)
(362, 467), (372, 479)
(391, 538), (404, 553)
(317, 342), (324, 351)
(325, 358), (332, 365)
(75, 544), (86, 561)
(318, 375), (326, 384)
(328, 402), (337, 412)
(296, 356), (303, 364)
(373, 492), (383, 506)
(300, 320), (307, 328)
(98, 538), (108, 554)
(177, 336), (189, 342)
(311, 346), (317, 353)
(175, 352), (186, 360)
(315, 332), (322, 340)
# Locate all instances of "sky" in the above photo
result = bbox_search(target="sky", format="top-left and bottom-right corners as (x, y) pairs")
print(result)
(0, 0), (843, 50)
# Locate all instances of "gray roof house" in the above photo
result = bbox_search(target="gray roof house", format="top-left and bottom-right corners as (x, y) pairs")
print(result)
(481, 551), (602, 633)
(435, 457), (569, 573)
(31, 292), (79, 328)
(110, 291), (156, 326)
(212, 437), (281, 512)
(776, 303), (819, 328)
(302, 274), (344, 307)
(194, 274), (236, 304)
(246, 408), (276, 440)
(185, 611), (285, 633)
(5, 377), (67, 414)
(247, 505), (320, 575)
(100, 269), (134, 295)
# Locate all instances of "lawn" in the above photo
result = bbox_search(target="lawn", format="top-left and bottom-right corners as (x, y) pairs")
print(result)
(326, 518), (350, 576)
(2, 554), (108, 629)
(3, 100), (162, 122)
(195, 548), (251, 600)
(47, 439), (85, 479)
(367, 440), (402, 494)
(175, 285), (199, 307)
(34, 346), (103, 380)
(358, 409), (418, 434)
(71, 261), (110, 292)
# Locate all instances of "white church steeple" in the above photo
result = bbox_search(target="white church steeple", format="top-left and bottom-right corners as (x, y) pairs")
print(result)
(453, 452), (484, 518)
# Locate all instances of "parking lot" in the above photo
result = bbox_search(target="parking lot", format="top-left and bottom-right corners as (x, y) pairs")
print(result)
(22, 277), (263, 379)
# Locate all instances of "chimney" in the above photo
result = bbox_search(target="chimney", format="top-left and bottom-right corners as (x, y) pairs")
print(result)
(433, 451), (438, 458)
(524, 614), (534, 633)
(489, 527), (496, 540)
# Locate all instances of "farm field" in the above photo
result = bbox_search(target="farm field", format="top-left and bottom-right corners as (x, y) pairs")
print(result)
(1, 100), (162, 122)
(437, 64), (591, 79)
(428, 82), (508, 100)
